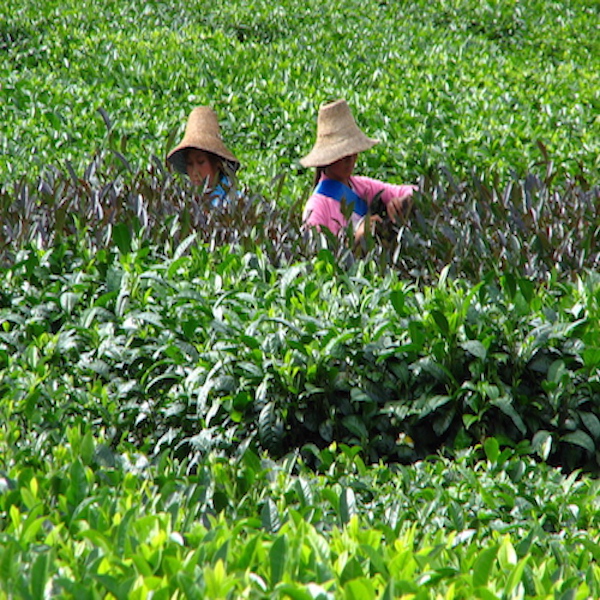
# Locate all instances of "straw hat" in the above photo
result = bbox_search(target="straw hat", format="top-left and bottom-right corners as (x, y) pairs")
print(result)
(167, 106), (239, 175)
(299, 99), (379, 168)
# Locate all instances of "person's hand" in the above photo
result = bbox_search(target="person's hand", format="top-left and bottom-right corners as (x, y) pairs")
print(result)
(385, 194), (413, 223)
(354, 214), (383, 243)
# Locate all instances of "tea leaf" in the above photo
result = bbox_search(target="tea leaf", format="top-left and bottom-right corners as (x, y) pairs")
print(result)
(270, 535), (288, 585)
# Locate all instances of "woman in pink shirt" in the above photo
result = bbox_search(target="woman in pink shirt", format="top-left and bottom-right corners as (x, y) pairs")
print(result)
(300, 99), (416, 241)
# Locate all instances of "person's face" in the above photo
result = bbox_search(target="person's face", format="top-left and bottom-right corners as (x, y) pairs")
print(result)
(324, 154), (357, 183)
(186, 148), (218, 186)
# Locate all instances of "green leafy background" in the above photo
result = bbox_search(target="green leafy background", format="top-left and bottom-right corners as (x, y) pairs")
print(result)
(2, 0), (600, 597)
(2, 0), (599, 198)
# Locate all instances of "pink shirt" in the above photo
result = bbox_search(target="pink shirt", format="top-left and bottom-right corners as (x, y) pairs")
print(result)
(302, 175), (416, 235)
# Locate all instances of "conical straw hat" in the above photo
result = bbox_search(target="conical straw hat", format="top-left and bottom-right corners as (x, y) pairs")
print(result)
(167, 106), (239, 175)
(299, 99), (378, 168)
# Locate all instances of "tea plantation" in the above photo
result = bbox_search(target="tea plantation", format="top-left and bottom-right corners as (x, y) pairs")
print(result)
(1, 0), (600, 597)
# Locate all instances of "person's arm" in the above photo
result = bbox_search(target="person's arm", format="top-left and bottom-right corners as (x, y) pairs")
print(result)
(384, 187), (415, 223)
(354, 213), (383, 243)
(352, 176), (416, 223)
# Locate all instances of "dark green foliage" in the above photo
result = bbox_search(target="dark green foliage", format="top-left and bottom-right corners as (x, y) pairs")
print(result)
(1, 165), (600, 472)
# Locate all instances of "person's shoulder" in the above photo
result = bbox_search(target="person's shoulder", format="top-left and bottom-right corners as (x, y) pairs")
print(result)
(350, 174), (387, 193)
(350, 174), (383, 185)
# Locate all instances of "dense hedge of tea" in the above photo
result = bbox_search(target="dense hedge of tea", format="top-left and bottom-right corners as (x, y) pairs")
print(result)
(2, 436), (600, 597)
(2, 208), (600, 472)
(2, 1), (600, 595)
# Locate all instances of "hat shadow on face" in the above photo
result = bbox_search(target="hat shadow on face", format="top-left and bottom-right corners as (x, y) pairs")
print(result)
(167, 106), (240, 176)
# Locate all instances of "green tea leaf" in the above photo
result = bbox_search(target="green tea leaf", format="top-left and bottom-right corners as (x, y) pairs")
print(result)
(270, 535), (288, 586)
(112, 223), (131, 254)
(462, 340), (487, 360)
(261, 498), (280, 533)
(31, 549), (50, 600)
(430, 310), (449, 336)
(562, 430), (595, 454)
(532, 430), (553, 461)
(504, 556), (530, 597)
(343, 577), (375, 600)
(295, 478), (314, 508)
(259, 402), (283, 453)
(80, 429), (95, 466)
(491, 396), (526, 435)
(340, 487), (357, 526)
(580, 412), (600, 440)
(390, 289), (405, 317)
(472, 545), (498, 587)
(484, 437), (500, 463)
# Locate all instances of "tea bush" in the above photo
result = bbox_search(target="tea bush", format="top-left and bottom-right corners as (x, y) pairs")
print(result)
(1, 151), (598, 282)
(2, 436), (600, 597)
(1, 166), (600, 472)
(3, 0), (600, 595)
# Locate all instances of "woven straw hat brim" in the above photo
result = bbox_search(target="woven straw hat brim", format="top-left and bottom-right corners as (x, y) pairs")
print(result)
(167, 106), (239, 175)
(299, 134), (378, 168)
(299, 99), (379, 168)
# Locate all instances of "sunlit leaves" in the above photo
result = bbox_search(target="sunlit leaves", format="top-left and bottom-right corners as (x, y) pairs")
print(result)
(1, 423), (600, 597)
(1, 11), (600, 585)
(2, 0), (599, 195)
